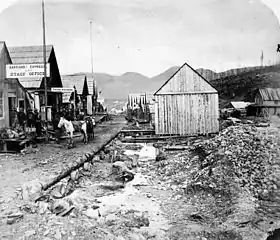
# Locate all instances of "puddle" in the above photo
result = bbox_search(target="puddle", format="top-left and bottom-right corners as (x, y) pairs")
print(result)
(96, 144), (169, 237)
(124, 143), (157, 161)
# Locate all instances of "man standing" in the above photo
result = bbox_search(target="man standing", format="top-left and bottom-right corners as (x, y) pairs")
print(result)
(34, 109), (42, 137)
(17, 108), (26, 132)
(52, 112), (61, 143)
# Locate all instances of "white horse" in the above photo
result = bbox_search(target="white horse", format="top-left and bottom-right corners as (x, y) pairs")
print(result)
(58, 117), (88, 148)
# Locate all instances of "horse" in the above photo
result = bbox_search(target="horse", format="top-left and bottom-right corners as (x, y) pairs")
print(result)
(57, 117), (88, 148)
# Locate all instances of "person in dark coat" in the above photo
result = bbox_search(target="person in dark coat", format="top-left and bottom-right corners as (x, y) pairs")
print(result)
(17, 108), (27, 132)
(34, 109), (42, 137)
(52, 112), (61, 143)
(26, 109), (34, 128)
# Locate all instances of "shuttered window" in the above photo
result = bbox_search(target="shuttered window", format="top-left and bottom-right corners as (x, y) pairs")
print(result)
(0, 91), (3, 118)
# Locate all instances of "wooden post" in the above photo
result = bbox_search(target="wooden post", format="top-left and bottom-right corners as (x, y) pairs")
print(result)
(42, 0), (48, 140)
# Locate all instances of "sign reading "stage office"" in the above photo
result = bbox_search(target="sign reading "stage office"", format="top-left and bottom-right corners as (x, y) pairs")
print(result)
(6, 63), (50, 78)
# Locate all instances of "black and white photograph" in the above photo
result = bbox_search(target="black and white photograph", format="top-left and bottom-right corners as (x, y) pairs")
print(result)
(0, 0), (280, 239)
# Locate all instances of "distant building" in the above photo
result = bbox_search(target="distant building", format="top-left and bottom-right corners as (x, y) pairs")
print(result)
(253, 88), (280, 116)
(0, 41), (33, 128)
(154, 62), (219, 136)
(128, 92), (155, 109)
(61, 74), (89, 112)
(224, 101), (253, 117)
(8, 45), (63, 115)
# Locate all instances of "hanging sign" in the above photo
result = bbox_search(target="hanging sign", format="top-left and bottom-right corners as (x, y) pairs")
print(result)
(51, 87), (74, 93)
(6, 63), (50, 78)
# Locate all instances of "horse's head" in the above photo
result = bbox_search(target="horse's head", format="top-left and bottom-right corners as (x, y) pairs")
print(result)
(58, 117), (64, 128)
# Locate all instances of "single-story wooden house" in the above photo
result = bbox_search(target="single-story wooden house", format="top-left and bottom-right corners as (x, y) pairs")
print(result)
(0, 41), (33, 128)
(61, 74), (89, 112)
(253, 88), (280, 116)
(154, 62), (219, 136)
(128, 93), (150, 109)
(8, 45), (63, 114)
(223, 101), (253, 117)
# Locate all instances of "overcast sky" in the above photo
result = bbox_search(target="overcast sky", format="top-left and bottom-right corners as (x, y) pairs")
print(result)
(0, 0), (280, 77)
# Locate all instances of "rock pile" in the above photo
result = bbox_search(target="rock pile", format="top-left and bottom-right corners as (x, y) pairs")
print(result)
(190, 125), (280, 201)
(154, 125), (280, 222)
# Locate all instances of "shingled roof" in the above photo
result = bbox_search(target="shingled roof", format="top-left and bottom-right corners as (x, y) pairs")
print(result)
(61, 74), (88, 95)
(8, 45), (53, 64)
(7, 45), (62, 89)
(258, 88), (280, 101)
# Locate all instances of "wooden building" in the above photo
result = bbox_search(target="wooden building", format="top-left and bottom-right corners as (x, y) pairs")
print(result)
(224, 101), (252, 117)
(8, 45), (63, 114)
(154, 63), (219, 136)
(61, 74), (89, 112)
(0, 42), (33, 128)
(128, 92), (154, 109)
(254, 88), (280, 116)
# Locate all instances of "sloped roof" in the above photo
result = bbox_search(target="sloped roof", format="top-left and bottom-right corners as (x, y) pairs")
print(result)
(0, 42), (4, 52)
(8, 45), (53, 64)
(87, 75), (94, 95)
(154, 62), (217, 95)
(258, 88), (280, 101)
(0, 41), (12, 64)
(18, 77), (42, 89)
(61, 74), (86, 95)
(230, 101), (252, 109)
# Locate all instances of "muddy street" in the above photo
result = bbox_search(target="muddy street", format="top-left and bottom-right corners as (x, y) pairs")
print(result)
(0, 117), (280, 240)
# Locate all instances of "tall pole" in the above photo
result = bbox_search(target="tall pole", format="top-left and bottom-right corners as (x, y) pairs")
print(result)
(89, 20), (96, 115)
(73, 86), (76, 120)
(42, 0), (48, 136)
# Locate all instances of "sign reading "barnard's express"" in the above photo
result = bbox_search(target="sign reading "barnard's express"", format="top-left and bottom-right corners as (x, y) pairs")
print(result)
(6, 63), (50, 78)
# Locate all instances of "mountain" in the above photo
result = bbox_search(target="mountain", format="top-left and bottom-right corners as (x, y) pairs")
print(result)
(211, 64), (280, 106)
(75, 64), (280, 102)
(78, 72), (150, 100)
(151, 66), (180, 83)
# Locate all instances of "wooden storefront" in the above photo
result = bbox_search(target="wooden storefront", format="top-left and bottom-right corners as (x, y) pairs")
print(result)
(0, 42), (32, 128)
(154, 62), (219, 136)
(8, 45), (63, 117)
(61, 74), (90, 113)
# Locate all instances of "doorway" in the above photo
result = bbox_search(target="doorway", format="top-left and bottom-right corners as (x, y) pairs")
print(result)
(8, 96), (17, 127)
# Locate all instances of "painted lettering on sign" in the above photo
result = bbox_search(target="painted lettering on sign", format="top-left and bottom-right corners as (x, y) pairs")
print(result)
(6, 63), (50, 78)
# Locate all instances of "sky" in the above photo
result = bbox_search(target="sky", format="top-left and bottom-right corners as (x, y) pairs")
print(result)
(0, 0), (280, 77)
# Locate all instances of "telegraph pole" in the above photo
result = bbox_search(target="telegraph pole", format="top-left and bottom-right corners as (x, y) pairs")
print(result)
(42, 0), (48, 138)
(89, 20), (96, 115)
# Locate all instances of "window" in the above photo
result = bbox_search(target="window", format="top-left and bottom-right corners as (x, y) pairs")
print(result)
(0, 91), (3, 118)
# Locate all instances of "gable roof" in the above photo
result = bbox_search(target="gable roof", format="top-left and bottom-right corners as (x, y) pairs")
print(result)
(0, 41), (12, 64)
(258, 88), (280, 101)
(61, 74), (87, 95)
(154, 62), (217, 95)
(230, 101), (252, 109)
(8, 45), (53, 64)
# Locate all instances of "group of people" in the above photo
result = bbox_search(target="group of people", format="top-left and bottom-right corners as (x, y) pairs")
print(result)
(12, 108), (42, 136)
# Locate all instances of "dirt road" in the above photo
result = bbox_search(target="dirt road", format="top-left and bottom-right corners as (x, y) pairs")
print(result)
(0, 116), (125, 211)
(0, 118), (279, 240)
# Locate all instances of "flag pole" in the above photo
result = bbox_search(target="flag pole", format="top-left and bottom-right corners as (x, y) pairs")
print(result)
(42, 0), (48, 140)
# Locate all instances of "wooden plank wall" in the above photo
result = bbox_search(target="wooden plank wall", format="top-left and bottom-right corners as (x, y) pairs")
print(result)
(159, 64), (216, 94)
(128, 93), (146, 108)
(155, 93), (219, 135)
